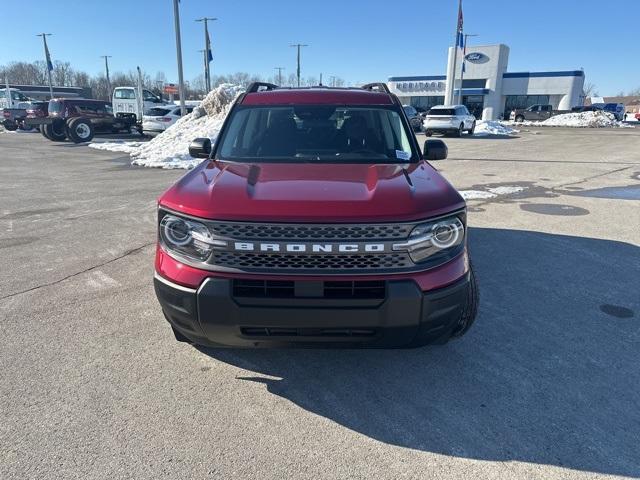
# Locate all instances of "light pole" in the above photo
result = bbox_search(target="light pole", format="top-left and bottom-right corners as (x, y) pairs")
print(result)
(457, 33), (478, 105)
(36, 33), (54, 99)
(195, 17), (217, 92)
(275, 67), (284, 86)
(172, 0), (186, 116)
(100, 55), (112, 97)
(290, 44), (308, 87)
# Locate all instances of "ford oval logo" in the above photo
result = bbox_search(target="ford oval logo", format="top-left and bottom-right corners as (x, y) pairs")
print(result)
(465, 52), (489, 64)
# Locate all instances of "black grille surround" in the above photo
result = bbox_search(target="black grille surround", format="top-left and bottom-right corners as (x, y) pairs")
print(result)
(209, 222), (413, 241)
(158, 209), (466, 275)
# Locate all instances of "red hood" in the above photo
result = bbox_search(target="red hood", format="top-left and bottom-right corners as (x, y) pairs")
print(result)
(159, 160), (465, 222)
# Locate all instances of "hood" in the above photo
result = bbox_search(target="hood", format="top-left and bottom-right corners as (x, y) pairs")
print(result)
(159, 161), (465, 222)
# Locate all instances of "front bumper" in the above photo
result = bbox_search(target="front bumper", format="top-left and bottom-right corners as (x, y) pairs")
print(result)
(154, 271), (470, 348)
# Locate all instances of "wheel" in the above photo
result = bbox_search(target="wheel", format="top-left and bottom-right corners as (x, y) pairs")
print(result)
(40, 124), (52, 140)
(66, 117), (94, 143)
(455, 123), (464, 137)
(468, 121), (476, 135)
(515, 115), (524, 123)
(44, 119), (67, 141)
(3, 123), (18, 131)
(450, 266), (479, 338)
(425, 130), (433, 137)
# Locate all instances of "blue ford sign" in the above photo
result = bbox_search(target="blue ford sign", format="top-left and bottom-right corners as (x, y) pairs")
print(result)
(465, 52), (489, 64)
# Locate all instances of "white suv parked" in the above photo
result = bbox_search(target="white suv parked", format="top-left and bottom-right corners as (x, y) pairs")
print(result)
(424, 105), (476, 137)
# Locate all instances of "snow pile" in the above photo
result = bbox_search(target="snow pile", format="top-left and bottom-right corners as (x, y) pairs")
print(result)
(473, 121), (518, 136)
(518, 111), (630, 128)
(460, 186), (525, 200)
(88, 83), (244, 169)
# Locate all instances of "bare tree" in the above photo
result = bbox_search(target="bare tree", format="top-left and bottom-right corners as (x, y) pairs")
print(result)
(582, 82), (599, 99)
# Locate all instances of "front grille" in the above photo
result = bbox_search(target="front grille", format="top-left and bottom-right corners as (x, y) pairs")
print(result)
(208, 222), (413, 240)
(215, 252), (411, 272)
(240, 327), (377, 338)
(233, 279), (386, 299)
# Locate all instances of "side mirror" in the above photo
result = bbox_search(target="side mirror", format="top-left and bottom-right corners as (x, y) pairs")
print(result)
(189, 137), (212, 159)
(423, 139), (448, 161)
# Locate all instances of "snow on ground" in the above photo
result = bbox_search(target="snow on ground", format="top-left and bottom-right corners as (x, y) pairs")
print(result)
(515, 111), (632, 128)
(459, 186), (525, 200)
(88, 84), (244, 169)
(473, 121), (518, 136)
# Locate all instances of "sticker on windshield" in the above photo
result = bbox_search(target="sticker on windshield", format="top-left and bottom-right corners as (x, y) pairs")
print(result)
(396, 150), (411, 161)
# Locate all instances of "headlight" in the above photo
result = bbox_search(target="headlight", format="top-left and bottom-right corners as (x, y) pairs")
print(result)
(159, 214), (225, 262)
(393, 215), (464, 263)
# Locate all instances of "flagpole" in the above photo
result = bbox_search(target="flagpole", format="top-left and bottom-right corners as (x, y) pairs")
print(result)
(458, 33), (478, 106)
(448, 0), (462, 105)
(196, 17), (217, 93)
(37, 33), (54, 99)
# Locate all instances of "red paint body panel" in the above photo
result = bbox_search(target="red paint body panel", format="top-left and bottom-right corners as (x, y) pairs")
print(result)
(155, 244), (469, 292)
(242, 89), (393, 106)
(158, 160), (465, 222)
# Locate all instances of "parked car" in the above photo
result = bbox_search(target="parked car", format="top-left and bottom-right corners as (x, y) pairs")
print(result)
(153, 82), (478, 348)
(25, 101), (49, 119)
(26, 98), (138, 143)
(510, 104), (570, 122)
(423, 105), (476, 137)
(602, 103), (625, 121)
(142, 105), (193, 133)
(402, 104), (423, 132)
(1, 88), (34, 131)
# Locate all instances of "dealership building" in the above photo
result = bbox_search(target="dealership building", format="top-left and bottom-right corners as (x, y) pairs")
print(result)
(388, 44), (585, 120)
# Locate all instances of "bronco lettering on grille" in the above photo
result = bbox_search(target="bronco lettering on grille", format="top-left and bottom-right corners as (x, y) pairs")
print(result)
(232, 242), (388, 254)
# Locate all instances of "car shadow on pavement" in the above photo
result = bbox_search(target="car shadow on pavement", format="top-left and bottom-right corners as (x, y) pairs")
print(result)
(199, 227), (640, 477)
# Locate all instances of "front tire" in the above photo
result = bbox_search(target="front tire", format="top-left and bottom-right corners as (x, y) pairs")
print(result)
(425, 129), (433, 137)
(455, 123), (464, 137)
(450, 266), (479, 338)
(44, 119), (67, 141)
(468, 121), (476, 135)
(67, 117), (94, 143)
(515, 115), (524, 123)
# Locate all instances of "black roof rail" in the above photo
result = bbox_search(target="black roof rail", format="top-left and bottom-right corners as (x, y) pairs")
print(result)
(361, 82), (391, 94)
(246, 82), (279, 93)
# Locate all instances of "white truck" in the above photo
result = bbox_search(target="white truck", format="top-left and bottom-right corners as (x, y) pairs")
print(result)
(1, 87), (35, 130)
(112, 87), (167, 122)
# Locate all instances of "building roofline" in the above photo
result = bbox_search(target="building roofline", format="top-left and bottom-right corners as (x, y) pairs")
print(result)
(388, 75), (446, 82)
(503, 71), (584, 78)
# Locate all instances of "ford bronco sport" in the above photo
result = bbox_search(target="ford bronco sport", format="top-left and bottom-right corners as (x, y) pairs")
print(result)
(154, 82), (478, 348)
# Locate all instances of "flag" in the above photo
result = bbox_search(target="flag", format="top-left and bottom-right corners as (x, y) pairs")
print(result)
(205, 23), (213, 62)
(43, 36), (54, 71)
(456, 0), (464, 48)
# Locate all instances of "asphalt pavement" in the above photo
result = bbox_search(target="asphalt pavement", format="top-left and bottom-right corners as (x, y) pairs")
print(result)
(1, 127), (639, 479)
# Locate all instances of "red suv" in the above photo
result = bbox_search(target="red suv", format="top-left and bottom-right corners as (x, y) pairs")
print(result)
(154, 83), (478, 348)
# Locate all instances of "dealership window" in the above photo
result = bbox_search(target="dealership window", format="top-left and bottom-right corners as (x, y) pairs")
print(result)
(504, 95), (550, 118)
(409, 96), (445, 112)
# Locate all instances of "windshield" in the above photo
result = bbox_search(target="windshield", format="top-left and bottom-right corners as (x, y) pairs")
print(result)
(216, 105), (415, 163)
(48, 100), (62, 114)
(147, 107), (171, 116)
(428, 108), (456, 116)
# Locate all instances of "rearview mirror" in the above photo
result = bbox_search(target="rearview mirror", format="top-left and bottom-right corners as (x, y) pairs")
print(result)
(189, 137), (212, 159)
(423, 139), (448, 161)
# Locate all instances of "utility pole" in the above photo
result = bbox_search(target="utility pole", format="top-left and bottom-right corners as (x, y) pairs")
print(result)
(457, 33), (478, 105)
(100, 55), (112, 97)
(290, 43), (308, 87)
(195, 17), (217, 92)
(319, 73), (323, 86)
(275, 67), (284, 86)
(172, 0), (186, 115)
(37, 33), (54, 99)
